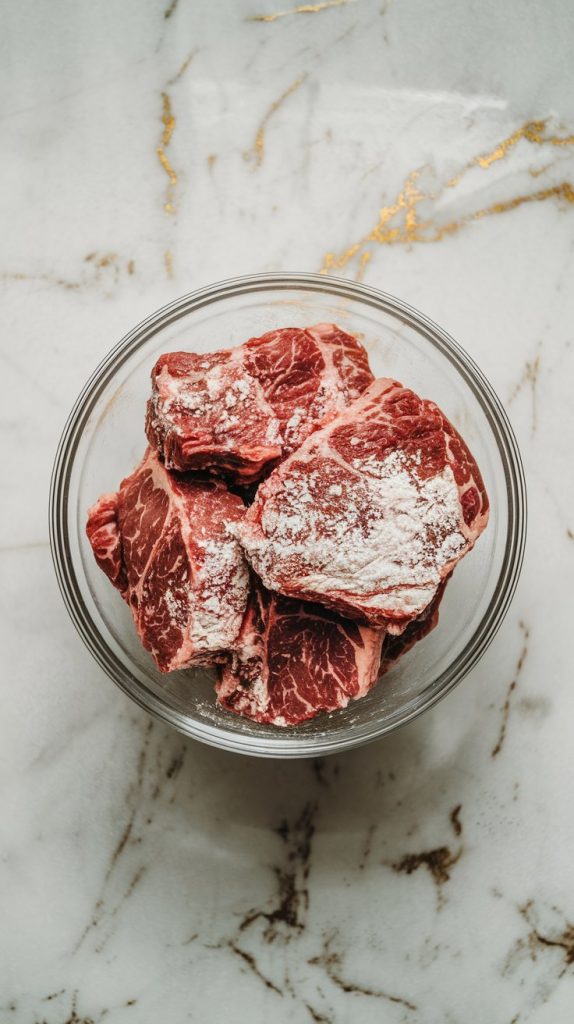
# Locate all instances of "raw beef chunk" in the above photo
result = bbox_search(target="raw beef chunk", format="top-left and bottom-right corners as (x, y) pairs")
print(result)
(86, 448), (249, 672)
(146, 324), (374, 483)
(216, 579), (385, 726)
(236, 378), (489, 631)
(146, 349), (282, 485)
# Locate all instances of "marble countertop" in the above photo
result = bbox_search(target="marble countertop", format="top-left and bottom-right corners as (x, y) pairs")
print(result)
(3, 0), (574, 1020)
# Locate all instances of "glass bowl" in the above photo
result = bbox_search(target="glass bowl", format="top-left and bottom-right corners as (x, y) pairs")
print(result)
(50, 273), (526, 758)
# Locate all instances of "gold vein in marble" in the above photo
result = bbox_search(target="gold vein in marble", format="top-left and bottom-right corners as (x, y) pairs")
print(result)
(85, 251), (118, 269)
(529, 162), (554, 179)
(356, 250), (372, 281)
(321, 170), (426, 272)
(476, 120), (574, 169)
(321, 126), (574, 274)
(156, 92), (178, 214)
(448, 120), (574, 187)
(244, 75), (307, 169)
(248, 0), (355, 21)
(0, 271), (80, 291)
(164, 249), (174, 278)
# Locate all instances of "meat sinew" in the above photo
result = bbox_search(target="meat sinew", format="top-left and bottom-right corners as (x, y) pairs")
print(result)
(216, 578), (386, 726)
(146, 324), (374, 483)
(86, 448), (249, 672)
(236, 378), (489, 631)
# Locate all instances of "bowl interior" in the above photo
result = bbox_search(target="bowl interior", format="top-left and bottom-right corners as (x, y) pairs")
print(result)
(53, 276), (525, 756)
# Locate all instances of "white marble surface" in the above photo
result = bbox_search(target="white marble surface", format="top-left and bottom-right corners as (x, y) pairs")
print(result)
(2, 0), (574, 1020)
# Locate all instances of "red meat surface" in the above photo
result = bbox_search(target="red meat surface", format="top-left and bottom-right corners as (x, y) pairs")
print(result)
(146, 323), (374, 483)
(86, 448), (249, 672)
(236, 378), (489, 631)
(216, 579), (385, 726)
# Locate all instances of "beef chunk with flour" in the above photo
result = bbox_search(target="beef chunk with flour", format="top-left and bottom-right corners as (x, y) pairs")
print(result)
(236, 378), (489, 631)
(216, 579), (386, 726)
(86, 448), (249, 672)
(146, 324), (374, 484)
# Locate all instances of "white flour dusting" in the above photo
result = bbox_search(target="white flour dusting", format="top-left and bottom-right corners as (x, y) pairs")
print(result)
(152, 361), (282, 447)
(240, 447), (467, 617)
(189, 531), (249, 649)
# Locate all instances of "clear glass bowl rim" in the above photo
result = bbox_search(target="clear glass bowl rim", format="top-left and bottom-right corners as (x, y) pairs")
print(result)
(49, 272), (527, 758)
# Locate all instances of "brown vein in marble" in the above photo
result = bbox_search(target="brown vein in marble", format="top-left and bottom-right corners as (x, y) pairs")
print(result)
(530, 925), (574, 969)
(450, 803), (462, 837)
(207, 153), (217, 171)
(164, 0), (180, 18)
(244, 74), (307, 169)
(105, 811), (136, 881)
(491, 621), (530, 758)
(157, 92), (178, 214)
(311, 758), (328, 786)
(508, 352), (541, 434)
(305, 1006), (332, 1024)
(43, 990), (66, 1002)
(248, 0), (355, 20)
(73, 721), (154, 952)
(227, 942), (283, 995)
(167, 49), (196, 86)
(321, 119), (574, 275)
(392, 846), (461, 887)
(35, 988), (138, 1023)
(505, 901), (574, 979)
(93, 867), (149, 955)
(165, 744), (187, 779)
(104, 867), (147, 924)
(359, 823), (375, 869)
(239, 802), (316, 942)
(62, 991), (101, 1024)
(309, 932), (417, 1011)
(390, 807), (463, 906)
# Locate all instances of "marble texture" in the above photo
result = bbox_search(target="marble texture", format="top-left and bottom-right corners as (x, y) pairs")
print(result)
(2, 0), (574, 1020)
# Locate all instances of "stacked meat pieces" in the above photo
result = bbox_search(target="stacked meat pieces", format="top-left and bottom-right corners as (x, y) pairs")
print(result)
(87, 323), (489, 726)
